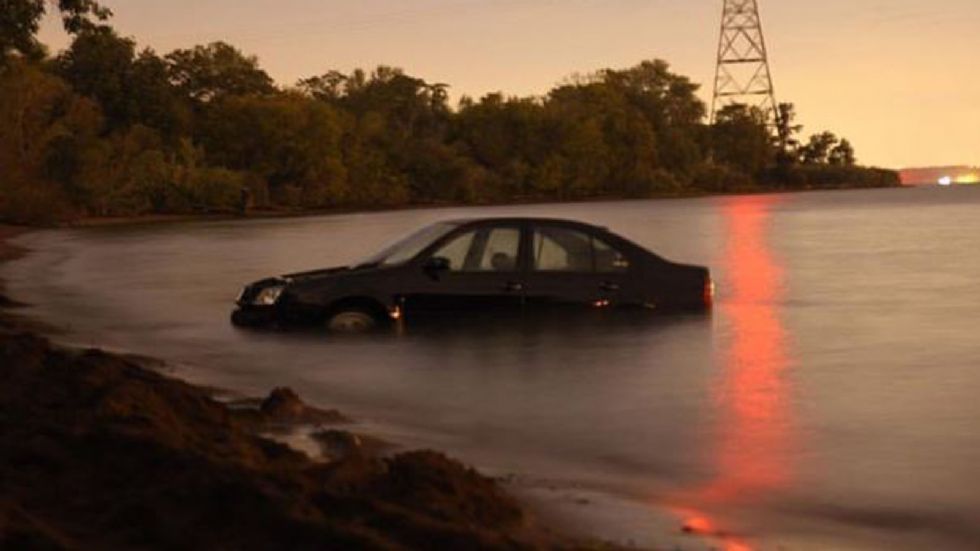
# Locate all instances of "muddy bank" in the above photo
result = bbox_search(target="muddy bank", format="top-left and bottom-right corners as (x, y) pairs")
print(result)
(0, 329), (574, 550)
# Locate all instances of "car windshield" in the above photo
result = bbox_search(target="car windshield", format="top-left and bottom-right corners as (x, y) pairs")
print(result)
(357, 222), (458, 268)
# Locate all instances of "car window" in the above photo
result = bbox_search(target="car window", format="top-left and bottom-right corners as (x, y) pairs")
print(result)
(476, 228), (520, 272)
(533, 227), (593, 272)
(594, 237), (630, 273)
(431, 227), (520, 272)
(431, 230), (476, 271)
(363, 222), (457, 267)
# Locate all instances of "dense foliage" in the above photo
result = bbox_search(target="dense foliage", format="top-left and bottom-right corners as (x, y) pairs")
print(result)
(0, 6), (898, 223)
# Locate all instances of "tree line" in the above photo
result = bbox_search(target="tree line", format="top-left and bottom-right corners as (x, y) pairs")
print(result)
(0, 2), (898, 224)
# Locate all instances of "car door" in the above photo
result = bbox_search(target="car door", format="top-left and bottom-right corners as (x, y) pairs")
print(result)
(522, 224), (638, 311)
(590, 233), (639, 305)
(399, 223), (526, 319)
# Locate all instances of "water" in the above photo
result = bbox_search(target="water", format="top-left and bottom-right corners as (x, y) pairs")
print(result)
(6, 186), (980, 550)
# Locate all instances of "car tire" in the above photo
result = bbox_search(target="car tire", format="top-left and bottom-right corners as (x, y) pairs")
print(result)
(325, 309), (378, 333)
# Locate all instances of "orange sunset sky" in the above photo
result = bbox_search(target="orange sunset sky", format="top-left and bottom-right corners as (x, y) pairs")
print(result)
(39, 0), (980, 169)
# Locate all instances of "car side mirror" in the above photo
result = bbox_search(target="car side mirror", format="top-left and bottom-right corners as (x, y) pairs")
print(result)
(423, 256), (451, 276)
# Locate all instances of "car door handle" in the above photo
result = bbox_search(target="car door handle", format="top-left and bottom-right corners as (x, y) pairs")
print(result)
(599, 281), (620, 292)
(503, 281), (524, 293)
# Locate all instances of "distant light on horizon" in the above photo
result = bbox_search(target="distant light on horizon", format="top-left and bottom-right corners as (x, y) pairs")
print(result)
(936, 173), (979, 186)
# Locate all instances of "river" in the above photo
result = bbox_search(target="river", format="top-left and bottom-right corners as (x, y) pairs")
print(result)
(5, 186), (980, 550)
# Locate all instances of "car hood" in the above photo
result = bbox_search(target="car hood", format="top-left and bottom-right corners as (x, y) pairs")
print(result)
(239, 265), (376, 306)
(281, 266), (351, 282)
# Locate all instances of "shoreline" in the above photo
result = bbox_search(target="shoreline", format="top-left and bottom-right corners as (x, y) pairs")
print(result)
(0, 227), (613, 550)
(0, 225), (28, 266)
(0, 226), (30, 310)
(11, 183), (905, 230)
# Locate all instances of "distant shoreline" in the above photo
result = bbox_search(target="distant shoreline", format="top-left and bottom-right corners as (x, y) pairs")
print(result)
(14, 182), (904, 230)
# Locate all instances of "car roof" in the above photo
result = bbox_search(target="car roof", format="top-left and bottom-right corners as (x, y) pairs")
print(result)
(441, 216), (607, 231)
(433, 216), (653, 259)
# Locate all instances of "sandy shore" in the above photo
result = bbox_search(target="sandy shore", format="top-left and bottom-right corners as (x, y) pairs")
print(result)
(0, 226), (622, 550)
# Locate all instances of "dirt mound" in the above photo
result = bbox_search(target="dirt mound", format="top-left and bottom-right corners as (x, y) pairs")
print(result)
(0, 332), (557, 550)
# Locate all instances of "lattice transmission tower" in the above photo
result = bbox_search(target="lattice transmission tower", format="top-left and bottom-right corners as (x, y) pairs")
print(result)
(711, 0), (779, 124)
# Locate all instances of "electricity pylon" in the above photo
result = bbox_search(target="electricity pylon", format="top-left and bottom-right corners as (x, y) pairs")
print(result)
(710, 0), (779, 125)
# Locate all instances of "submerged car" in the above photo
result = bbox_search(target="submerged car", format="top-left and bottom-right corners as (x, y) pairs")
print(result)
(232, 217), (713, 331)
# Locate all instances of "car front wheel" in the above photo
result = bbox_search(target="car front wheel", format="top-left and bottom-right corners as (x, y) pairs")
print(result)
(325, 309), (378, 333)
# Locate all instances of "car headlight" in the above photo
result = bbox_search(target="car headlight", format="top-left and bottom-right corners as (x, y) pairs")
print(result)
(253, 285), (285, 306)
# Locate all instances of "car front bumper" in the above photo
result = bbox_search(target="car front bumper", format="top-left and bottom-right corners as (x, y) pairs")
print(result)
(230, 305), (279, 327)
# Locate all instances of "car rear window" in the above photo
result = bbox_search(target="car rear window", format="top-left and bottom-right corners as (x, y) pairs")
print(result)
(532, 227), (629, 273)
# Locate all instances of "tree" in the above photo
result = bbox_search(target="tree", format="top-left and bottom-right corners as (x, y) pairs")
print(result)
(74, 128), (248, 215)
(166, 42), (275, 103)
(1, 0), (111, 64)
(453, 94), (547, 198)
(711, 104), (771, 177)
(3, 37), (893, 220)
(335, 66), (452, 140)
(340, 111), (410, 206)
(298, 70), (348, 102)
(799, 131), (840, 164)
(828, 139), (856, 166)
(198, 93), (347, 206)
(56, 27), (189, 137)
(301, 66), (461, 204)
(56, 26), (136, 129)
(0, 58), (102, 221)
(71, 124), (170, 215)
(547, 81), (647, 197)
(129, 49), (192, 140)
(599, 60), (706, 173)
(774, 102), (803, 167)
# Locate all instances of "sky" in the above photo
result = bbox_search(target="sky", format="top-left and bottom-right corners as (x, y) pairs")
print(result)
(39, 0), (980, 169)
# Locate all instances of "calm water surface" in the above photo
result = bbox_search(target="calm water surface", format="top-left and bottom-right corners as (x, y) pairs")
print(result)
(6, 186), (980, 550)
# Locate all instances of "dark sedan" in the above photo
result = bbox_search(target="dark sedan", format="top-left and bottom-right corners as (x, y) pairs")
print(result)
(231, 217), (713, 331)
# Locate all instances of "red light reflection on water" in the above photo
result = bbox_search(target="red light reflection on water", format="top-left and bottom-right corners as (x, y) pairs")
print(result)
(669, 196), (795, 550)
